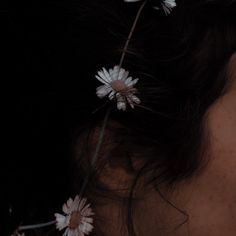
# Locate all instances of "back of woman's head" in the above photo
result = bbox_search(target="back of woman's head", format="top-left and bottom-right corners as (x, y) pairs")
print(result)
(69, 1), (236, 235)
(73, 0), (236, 185)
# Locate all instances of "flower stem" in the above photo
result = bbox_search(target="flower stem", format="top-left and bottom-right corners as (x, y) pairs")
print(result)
(18, 220), (56, 231)
(119, 0), (148, 68)
(80, 107), (112, 196)
(91, 107), (111, 166)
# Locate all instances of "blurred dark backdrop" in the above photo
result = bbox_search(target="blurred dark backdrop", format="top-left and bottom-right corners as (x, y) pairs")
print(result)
(6, 0), (175, 234)
(6, 0), (102, 234)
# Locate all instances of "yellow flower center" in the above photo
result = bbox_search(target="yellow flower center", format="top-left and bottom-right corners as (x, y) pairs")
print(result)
(111, 80), (127, 92)
(69, 211), (82, 229)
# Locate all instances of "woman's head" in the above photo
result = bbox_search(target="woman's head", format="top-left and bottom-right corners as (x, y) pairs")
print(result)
(8, 1), (236, 235)
(72, 0), (236, 194)
(72, 0), (236, 234)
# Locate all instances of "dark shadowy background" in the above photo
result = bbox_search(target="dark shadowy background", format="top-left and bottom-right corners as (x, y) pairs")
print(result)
(6, 0), (102, 234)
(6, 0), (175, 234)
(5, 0), (136, 234)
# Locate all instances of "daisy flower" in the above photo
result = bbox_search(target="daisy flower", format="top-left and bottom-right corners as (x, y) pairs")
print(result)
(55, 195), (94, 236)
(95, 65), (141, 111)
(124, 0), (177, 15)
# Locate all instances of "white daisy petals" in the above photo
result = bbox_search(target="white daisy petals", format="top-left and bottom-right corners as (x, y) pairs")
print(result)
(11, 231), (26, 236)
(116, 92), (127, 111)
(95, 65), (141, 110)
(124, 0), (177, 15)
(96, 85), (112, 98)
(55, 195), (94, 236)
(55, 213), (68, 230)
(164, 0), (176, 8)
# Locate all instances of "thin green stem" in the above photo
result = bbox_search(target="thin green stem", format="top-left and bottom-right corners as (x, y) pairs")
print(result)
(18, 220), (56, 231)
(119, 0), (147, 68)
(91, 107), (112, 166)
(79, 107), (112, 196)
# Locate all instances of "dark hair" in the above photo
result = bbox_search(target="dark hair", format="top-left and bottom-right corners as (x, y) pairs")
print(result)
(70, 0), (236, 235)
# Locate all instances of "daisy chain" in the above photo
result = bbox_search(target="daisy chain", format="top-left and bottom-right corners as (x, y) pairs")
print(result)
(55, 195), (94, 236)
(96, 65), (141, 111)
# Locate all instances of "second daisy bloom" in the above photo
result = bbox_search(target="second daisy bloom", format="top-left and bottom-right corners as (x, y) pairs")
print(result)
(96, 65), (141, 111)
(55, 195), (94, 236)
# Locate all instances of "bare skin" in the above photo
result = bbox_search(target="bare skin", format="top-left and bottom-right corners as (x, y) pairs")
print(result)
(135, 53), (236, 236)
(182, 53), (236, 235)
(136, 53), (236, 235)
